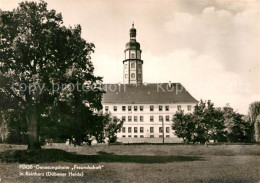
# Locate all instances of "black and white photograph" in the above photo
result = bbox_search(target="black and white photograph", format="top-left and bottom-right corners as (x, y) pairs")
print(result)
(0, 0), (259, 182)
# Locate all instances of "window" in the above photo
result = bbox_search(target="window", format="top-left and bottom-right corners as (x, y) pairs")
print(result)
(128, 135), (132, 138)
(122, 106), (126, 111)
(159, 127), (163, 133)
(113, 106), (117, 112)
(140, 135), (144, 138)
(131, 73), (135, 78)
(140, 127), (144, 133)
(159, 105), (163, 111)
(128, 127), (132, 133)
(159, 115), (163, 122)
(166, 135), (170, 138)
(140, 106), (143, 111)
(150, 127), (154, 133)
(122, 135), (126, 138)
(122, 127), (125, 133)
(134, 106), (138, 111)
(177, 105), (182, 111)
(134, 127), (138, 133)
(166, 127), (170, 133)
(187, 105), (192, 111)
(122, 116), (126, 122)
(150, 116), (154, 122)
(131, 53), (135, 59)
(138, 74), (141, 79)
(128, 116), (132, 122)
(105, 106), (109, 112)
(128, 106), (132, 111)
(165, 106), (169, 111)
(150, 105), (154, 111)
(134, 116), (138, 122)
(140, 116), (144, 122)
(134, 135), (138, 138)
(150, 135), (154, 138)
(159, 135), (163, 138)
(166, 115), (170, 122)
(131, 62), (135, 68)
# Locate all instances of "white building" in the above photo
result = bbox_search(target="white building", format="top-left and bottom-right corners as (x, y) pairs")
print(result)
(102, 24), (197, 143)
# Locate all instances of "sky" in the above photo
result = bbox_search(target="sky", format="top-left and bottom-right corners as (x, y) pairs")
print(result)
(1, 0), (259, 114)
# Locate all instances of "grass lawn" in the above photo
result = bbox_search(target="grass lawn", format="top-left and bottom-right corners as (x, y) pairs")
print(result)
(0, 144), (259, 183)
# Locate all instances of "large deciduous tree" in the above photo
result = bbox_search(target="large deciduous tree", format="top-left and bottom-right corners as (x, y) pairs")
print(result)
(223, 105), (251, 142)
(172, 111), (195, 143)
(0, 1), (102, 149)
(192, 100), (225, 143)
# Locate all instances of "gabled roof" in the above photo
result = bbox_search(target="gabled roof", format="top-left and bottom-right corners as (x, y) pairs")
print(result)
(102, 83), (198, 104)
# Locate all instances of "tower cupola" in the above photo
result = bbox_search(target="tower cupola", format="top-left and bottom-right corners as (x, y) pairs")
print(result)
(130, 23), (136, 40)
(123, 23), (143, 84)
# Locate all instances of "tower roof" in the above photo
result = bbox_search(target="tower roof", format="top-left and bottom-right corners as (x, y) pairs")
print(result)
(126, 23), (141, 50)
(125, 40), (140, 50)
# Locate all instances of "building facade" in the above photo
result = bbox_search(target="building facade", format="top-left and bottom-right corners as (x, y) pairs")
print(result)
(102, 24), (197, 142)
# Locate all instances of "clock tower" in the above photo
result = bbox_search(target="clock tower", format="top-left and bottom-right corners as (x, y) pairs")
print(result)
(123, 23), (143, 84)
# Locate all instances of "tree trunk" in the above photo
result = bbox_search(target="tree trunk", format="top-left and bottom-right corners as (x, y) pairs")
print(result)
(26, 105), (41, 150)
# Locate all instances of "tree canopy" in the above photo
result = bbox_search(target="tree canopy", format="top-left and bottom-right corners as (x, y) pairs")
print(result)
(248, 101), (260, 142)
(172, 100), (251, 143)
